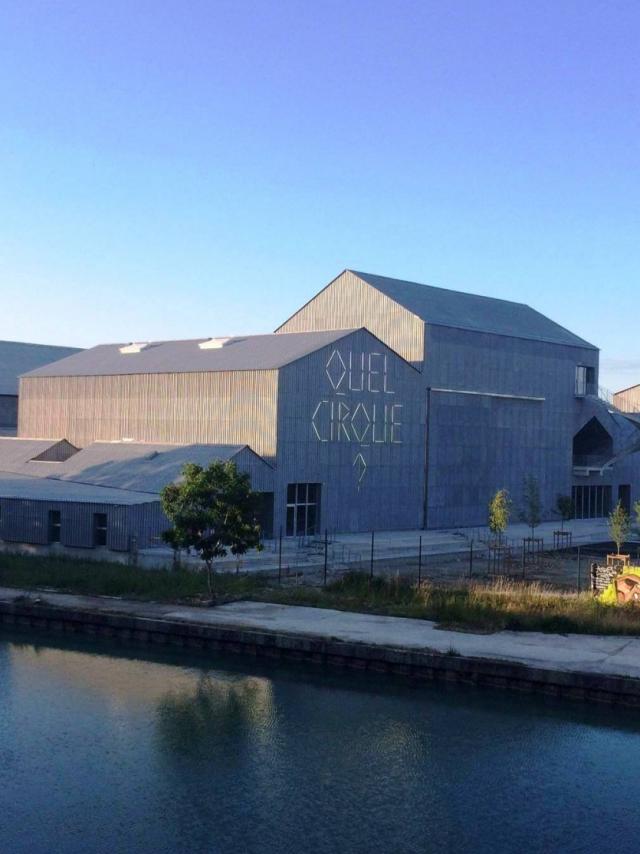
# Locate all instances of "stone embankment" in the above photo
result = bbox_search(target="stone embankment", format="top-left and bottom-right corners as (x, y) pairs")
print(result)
(1, 587), (640, 706)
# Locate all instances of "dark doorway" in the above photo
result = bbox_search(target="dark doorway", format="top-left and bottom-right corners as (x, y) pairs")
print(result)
(93, 513), (108, 547)
(573, 418), (613, 468)
(255, 492), (274, 539)
(618, 484), (631, 514)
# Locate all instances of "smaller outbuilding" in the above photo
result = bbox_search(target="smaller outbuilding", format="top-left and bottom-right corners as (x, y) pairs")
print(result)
(0, 438), (274, 555)
(614, 385), (640, 414)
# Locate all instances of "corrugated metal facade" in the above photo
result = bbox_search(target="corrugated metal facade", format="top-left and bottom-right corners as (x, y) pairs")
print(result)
(613, 386), (640, 414)
(274, 328), (425, 533)
(424, 325), (600, 527)
(276, 271), (425, 366)
(0, 497), (166, 550)
(0, 396), (18, 429)
(19, 371), (279, 459)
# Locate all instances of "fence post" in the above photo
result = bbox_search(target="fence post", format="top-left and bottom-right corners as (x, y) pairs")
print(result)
(469, 541), (473, 578)
(370, 530), (375, 579)
(418, 535), (422, 585)
(577, 545), (582, 592)
(521, 541), (526, 580)
(278, 525), (283, 584)
(323, 528), (328, 587)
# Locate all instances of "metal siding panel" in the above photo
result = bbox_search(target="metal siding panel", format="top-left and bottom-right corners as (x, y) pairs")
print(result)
(0, 395), (18, 429)
(232, 447), (274, 492)
(424, 325), (599, 528)
(274, 328), (425, 534)
(0, 498), (49, 544)
(19, 371), (279, 459)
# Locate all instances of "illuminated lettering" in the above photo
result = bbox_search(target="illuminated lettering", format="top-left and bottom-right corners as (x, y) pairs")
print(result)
(390, 404), (403, 443)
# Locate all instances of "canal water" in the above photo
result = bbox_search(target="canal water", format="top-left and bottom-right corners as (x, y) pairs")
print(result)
(1, 633), (639, 854)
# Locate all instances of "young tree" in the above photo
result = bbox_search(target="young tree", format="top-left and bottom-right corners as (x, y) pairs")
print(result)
(161, 461), (263, 598)
(488, 489), (511, 544)
(608, 500), (631, 556)
(520, 475), (542, 538)
(554, 495), (574, 532)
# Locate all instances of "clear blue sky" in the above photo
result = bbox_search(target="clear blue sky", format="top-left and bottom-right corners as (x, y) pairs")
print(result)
(1, 1), (638, 390)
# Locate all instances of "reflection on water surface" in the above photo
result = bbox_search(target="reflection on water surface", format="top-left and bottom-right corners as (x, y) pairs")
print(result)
(1, 632), (639, 854)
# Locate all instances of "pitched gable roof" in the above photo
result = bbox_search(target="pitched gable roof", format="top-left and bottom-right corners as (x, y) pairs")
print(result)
(21, 330), (357, 379)
(350, 271), (596, 349)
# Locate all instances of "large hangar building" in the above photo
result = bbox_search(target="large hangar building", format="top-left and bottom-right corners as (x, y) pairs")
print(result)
(2, 269), (640, 554)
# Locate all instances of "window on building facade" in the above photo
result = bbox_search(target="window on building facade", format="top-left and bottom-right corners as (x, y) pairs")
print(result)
(575, 365), (595, 397)
(48, 510), (61, 543)
(572, 485), (612, 519)
(93, 512), (108, 547)
(286, 483), (320, 537)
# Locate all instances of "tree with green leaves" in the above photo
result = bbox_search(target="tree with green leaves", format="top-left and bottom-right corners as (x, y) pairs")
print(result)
(161, 461), (263, 598)
(554, 495), (574, 532)
(634, 499), (640, 534)
(488, 489), (511, 544)
(608, 500), (631, 556)
(520, 475), (542, 538)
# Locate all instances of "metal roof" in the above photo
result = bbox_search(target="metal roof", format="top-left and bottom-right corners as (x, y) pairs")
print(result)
(0, 439), (271, 496)
(349, 271), (597, 350)
(0, 340), (82, 394)
(0, 438), (71, 469)
(41, 442), (262, 493)
(22, 330), (356, 379)
(0, 471), (159, 505)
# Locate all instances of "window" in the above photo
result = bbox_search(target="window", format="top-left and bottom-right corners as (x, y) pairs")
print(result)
(48, 510), (61, 543)
(286, 483), (320, 537)
(575, 365), (595, 397)
(572, 485), (612, 519)
(93, 512), (108, 547)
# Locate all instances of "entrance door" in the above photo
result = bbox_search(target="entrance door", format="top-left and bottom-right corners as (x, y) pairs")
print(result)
(255, 492), (274, 539)
(618, 484), (631, 514)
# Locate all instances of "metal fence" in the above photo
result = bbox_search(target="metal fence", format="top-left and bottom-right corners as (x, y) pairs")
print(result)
(253, 528), (640, 593)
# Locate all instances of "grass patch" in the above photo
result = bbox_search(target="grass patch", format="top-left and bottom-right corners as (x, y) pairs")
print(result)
(3, 555), (640, 636)
(0, 553), (267, 602)
(256, 572), (640, 636)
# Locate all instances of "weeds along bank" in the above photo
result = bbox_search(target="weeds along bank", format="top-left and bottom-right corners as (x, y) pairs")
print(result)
(2, 553), (640, 637)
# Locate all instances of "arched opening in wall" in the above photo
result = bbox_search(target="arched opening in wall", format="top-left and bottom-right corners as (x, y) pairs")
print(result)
(573, 417), (613, 469)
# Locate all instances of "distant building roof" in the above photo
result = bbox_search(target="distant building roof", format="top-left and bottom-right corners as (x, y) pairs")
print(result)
(0, 438), (272, 496)
(0, 340), (82, 395)
(21, 330), (356, 379)
(0, 438), (76, 469)
(615, 383), (640, 395)
(349, 271), (597, 349)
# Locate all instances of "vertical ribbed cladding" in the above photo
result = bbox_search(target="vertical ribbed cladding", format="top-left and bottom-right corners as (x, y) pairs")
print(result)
(275, 270), (425, 367)
(18, 371), (279, 460)
(0, 498), (165, 550)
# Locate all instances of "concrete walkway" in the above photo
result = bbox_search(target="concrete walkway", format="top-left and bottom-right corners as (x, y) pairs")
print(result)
(136, 517), (621, 572)
(1, 585), (640, 682)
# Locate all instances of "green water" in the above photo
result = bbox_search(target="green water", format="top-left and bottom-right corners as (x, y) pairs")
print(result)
(0, 632), (639, 854)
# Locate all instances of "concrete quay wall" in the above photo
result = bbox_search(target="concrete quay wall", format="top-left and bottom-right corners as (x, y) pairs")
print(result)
(1, 598), (640, 707)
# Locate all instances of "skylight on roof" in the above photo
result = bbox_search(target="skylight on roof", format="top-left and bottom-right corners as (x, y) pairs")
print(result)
(199, 337), (238, 350)
(119, 342), (151, 354)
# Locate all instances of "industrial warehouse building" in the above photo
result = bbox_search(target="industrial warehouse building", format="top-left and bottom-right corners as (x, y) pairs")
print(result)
(2, 269), (640, 555)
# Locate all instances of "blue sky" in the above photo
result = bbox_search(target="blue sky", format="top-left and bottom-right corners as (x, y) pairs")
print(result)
(1, 1), (638, 390)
